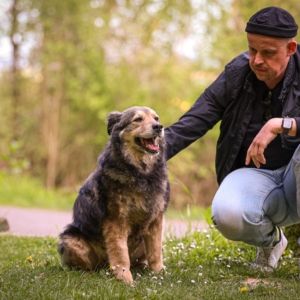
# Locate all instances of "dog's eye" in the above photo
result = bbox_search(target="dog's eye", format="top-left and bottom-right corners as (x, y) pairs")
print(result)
(154, 116), (159, 121)
(133, 117), (143, 122)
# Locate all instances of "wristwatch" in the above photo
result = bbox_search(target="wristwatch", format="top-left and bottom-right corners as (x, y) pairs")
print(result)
(281, 117), (293, 135)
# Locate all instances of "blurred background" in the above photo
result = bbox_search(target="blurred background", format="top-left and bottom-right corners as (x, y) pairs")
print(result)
(1, 0), (300, 215)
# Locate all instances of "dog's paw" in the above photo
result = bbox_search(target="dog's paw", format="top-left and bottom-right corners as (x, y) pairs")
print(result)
(149, 262), (165, 273)
(111, 265), (134, 285)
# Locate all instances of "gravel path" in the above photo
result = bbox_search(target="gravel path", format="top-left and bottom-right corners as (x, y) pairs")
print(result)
(0, 206), (208, 238)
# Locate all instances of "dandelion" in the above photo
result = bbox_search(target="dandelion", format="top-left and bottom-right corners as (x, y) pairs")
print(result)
(26, 256), (33, 263)
(239, 286), (249, 293)
(191, 279), (195, 284)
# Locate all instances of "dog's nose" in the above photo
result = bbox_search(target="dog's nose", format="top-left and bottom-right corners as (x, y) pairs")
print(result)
(152, 124), (163, 133)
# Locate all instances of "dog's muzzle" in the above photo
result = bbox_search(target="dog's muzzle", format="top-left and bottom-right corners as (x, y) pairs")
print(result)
(135, 124), (163, 154)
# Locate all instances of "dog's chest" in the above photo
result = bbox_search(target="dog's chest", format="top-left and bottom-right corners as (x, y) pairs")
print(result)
(106, 187), (164, 223)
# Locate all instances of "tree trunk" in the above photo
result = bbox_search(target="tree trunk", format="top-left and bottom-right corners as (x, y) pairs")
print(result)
(41, 62), (63, 188)
(9, 0), (21, 141)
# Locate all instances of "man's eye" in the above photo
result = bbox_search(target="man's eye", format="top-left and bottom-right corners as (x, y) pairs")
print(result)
(262, 50), (275, 57)
(133, 117), (143, 122)
(249, 48), (256, 54)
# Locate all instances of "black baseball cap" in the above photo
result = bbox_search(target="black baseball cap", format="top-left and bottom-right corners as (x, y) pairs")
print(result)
(245, 6), (298, 38)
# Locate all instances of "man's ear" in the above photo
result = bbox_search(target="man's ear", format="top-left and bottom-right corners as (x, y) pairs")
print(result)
(107, 112), (122, 135)
(287, 39), (297, 56)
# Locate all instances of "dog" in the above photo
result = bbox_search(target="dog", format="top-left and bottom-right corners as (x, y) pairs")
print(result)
(58, 106), (170, 284)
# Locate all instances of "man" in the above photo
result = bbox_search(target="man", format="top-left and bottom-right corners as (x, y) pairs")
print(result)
(165, 6), (300, 271)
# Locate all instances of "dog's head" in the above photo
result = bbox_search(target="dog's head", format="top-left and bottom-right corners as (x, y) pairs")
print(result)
(107, 106), (164, 157)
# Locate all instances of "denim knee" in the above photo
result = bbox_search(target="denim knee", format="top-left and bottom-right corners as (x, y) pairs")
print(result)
(211, 199), (245, 241)
(212, 198), (275, 246)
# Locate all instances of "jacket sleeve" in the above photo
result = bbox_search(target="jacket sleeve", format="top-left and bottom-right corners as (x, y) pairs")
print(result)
(164, 71), (228, 160)
(294, 117), (300, 138)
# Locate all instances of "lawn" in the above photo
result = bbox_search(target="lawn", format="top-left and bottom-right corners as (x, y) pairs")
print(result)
(1, 228), (299, 300)
(1, 172), (300, 299)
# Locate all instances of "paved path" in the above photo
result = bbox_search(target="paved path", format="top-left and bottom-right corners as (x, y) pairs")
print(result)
(0, 206), (208, 238)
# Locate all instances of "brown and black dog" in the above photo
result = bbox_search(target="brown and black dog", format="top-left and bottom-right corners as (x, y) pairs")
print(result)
(58, 106), (169, 284)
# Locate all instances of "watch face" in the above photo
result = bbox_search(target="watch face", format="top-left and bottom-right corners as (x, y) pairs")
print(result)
(283, 118), (293, 129)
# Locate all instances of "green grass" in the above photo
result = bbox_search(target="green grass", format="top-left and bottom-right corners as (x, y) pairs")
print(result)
(1, 228), (299, 300)
(165, 205), (210, 221)
(0, 172), (75, 211)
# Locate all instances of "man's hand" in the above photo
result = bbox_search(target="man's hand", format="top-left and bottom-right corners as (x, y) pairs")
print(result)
(245, 118), (284, 168)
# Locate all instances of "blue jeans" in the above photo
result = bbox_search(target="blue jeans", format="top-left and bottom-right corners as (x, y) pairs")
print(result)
(212, 147), (300, 247)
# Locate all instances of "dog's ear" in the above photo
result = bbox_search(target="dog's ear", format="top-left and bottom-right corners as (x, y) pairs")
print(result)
(107, 111), (122, 135)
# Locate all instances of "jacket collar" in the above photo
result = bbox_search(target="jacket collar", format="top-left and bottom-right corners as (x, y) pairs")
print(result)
(278, 56), (296, 102)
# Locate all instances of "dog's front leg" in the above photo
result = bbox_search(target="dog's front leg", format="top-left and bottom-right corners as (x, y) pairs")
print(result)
(103, 221), (133, 284)
(143, 213), (164, 272)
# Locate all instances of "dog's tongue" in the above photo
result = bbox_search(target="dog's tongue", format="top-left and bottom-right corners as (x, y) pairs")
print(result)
(142, 138), (159, 152)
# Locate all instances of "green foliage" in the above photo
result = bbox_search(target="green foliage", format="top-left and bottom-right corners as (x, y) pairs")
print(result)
(0, 0), (221, 206)
(2, 1), (300, 207)
(0, 141), (30, 174)
(0, 228), (299, 299)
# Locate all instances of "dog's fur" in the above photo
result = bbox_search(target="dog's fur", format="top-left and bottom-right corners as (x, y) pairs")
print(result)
(58, 106), (169, 284)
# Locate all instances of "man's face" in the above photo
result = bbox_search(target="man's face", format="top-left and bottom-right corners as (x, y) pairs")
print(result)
(247, 33), (296, 89)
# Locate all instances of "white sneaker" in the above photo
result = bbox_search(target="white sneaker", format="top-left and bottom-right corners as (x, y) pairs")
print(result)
(252, 228), (288, 272)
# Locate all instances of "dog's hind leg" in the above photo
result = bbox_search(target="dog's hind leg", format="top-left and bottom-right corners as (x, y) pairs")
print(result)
(143, 213), (164, 273)
(58, 235), (101, 271)
(103, 220), (133, 284)
(129, 240), (147, 268)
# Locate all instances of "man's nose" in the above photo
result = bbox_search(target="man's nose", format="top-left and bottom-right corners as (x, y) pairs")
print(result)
(253, 52), (264, 65)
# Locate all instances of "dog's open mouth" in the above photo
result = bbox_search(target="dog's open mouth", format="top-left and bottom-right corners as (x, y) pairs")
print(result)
(135, 137), (160, 154)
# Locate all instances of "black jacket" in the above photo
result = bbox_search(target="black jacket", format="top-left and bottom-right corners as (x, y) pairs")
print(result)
(165, 46), (300, 184)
